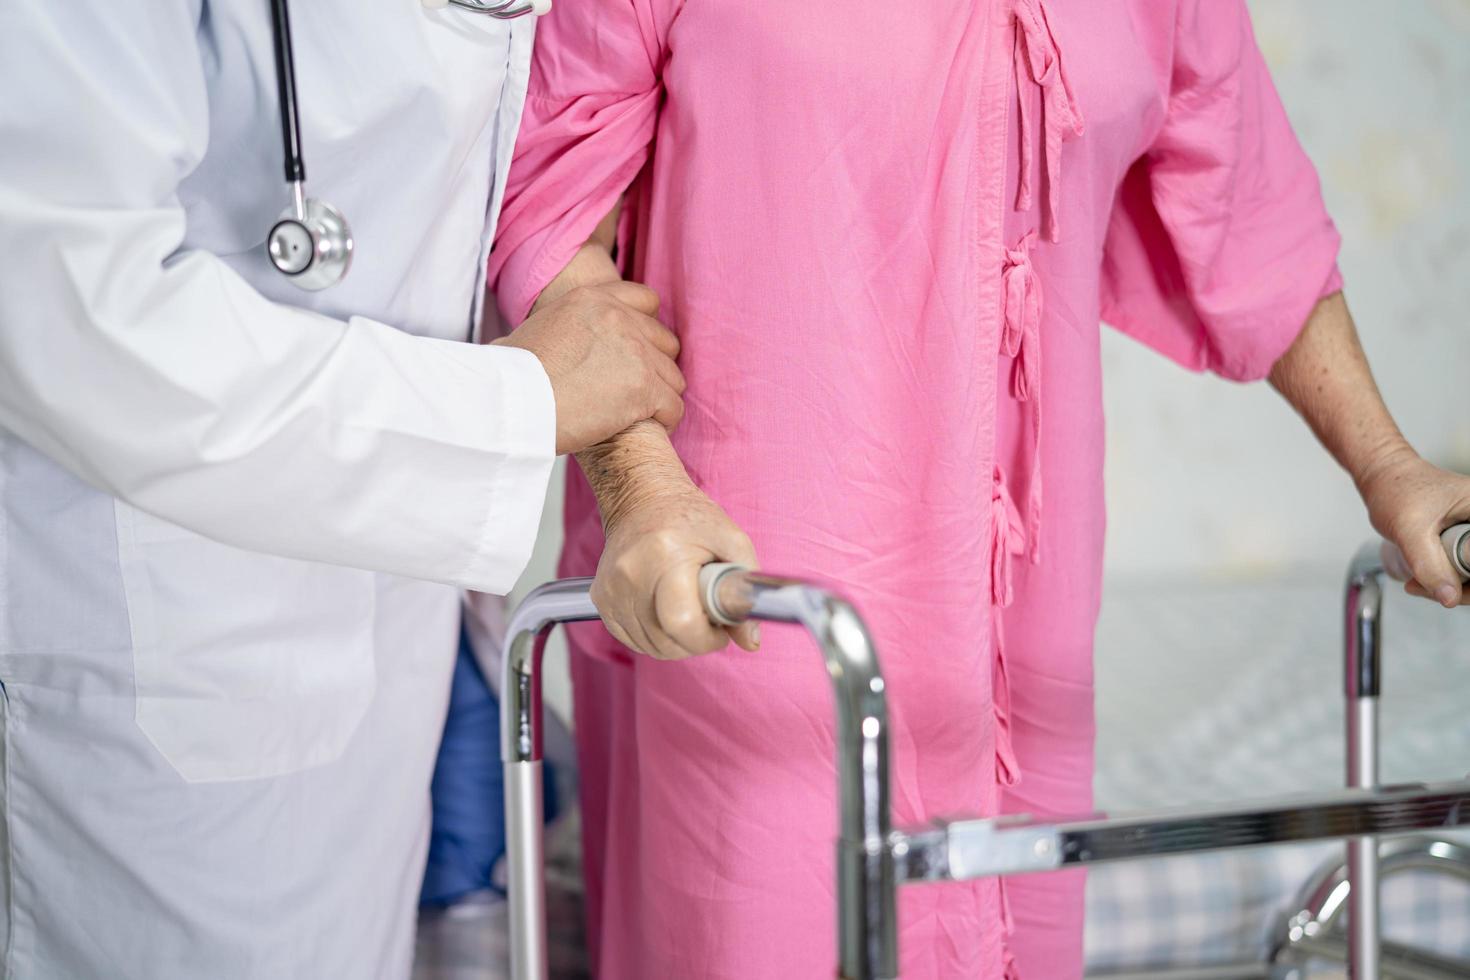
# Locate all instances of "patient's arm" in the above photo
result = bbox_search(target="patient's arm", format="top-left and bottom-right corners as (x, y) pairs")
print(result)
(528, 214), (762, 659)
(1270, 291), (1470, 606)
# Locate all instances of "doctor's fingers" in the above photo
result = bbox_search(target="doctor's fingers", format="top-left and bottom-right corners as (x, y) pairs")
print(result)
(646, 375), (686, 433)
(596, 301), (685, 410)
(590, 283), (679, 360)
(632, 322), (686, 393)
(630, 311), (681, 360)
(596, 280), (661, 319)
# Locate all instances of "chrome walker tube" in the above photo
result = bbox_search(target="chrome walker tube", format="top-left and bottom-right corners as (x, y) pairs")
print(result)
(503, 537), (1470, 980)
(501, 580), (602, 980)
(1345, 545), (1385, 980)
(502, 570), (896, 980)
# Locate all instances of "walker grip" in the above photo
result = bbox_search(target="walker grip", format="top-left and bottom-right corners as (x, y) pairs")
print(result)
(698, 562), (755, 626)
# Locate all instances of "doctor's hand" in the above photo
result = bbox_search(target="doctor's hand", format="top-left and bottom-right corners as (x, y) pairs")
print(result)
(582, 429), (761, 660)
(1357, 445), (1470, 607)
(495, 282), (685, 455)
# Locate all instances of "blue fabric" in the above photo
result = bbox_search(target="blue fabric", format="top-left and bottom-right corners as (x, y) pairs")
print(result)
(420, 628), (558, 907)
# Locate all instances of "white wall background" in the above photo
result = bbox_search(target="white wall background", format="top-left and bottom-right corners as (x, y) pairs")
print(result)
(510, 0), (1470, 725)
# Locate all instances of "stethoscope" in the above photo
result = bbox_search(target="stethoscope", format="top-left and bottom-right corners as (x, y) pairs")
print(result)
(265, 0), (550, 290)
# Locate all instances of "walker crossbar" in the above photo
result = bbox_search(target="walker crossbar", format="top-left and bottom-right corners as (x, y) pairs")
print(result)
(893, 781), (1470, 882)
(502, 537), (1467, 980)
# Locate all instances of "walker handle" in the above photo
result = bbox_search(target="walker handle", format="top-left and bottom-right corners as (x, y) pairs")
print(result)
(698, 562), (756, 625)
(1380, 523), (1470, 584)
(503, 566), (897, 980)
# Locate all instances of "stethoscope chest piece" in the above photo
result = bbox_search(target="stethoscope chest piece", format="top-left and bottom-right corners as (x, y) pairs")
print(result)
(264, 0), (546, 291)
(268, 197), (353, 291)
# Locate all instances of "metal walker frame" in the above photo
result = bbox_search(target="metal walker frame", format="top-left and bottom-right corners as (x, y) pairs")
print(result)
(502, 544), (1470, 980)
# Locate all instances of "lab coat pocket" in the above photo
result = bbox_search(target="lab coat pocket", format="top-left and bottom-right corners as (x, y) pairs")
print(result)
(115, 503), (378, 783)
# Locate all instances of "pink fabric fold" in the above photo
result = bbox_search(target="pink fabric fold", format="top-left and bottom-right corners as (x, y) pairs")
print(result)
(1001, 925), (1023, 980)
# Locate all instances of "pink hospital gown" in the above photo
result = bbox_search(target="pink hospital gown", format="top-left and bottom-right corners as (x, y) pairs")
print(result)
(489, 1), (1342, 976)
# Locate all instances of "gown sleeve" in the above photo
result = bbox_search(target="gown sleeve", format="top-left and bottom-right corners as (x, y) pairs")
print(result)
(488, 0), (678, 325)
(1099, 0), (1343, 382)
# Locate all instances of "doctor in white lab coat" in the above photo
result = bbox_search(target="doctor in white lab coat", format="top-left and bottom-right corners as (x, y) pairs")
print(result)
(0, 2), (684, 976)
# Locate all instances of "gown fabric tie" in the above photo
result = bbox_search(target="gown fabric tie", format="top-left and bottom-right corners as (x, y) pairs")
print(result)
(990, 467), (1027, 980)
(994, 11), (1082, 970)
(1013, 0), (1085, 243)
(1002, 231), (1045, 564)
(990, 467), (1026, 790)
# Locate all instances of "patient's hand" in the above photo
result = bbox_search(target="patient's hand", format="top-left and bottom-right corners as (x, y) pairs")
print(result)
(581, 422), (761, 659)
(1357, 446), (1470, 607)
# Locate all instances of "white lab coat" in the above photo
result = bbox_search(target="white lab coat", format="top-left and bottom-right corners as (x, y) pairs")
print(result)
(0, 1), (552, 976)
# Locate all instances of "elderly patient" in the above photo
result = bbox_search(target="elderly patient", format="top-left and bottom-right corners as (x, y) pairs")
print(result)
(486, 1), (1470, 976)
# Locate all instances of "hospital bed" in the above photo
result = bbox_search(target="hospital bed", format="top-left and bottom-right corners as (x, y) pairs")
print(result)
(486, 533), (1470, 980)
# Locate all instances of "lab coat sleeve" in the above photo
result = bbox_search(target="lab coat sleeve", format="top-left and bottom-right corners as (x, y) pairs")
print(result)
(1099, 0), (1343, 383)
(487, 0), (678, 324)
(0, 0), (554, 595)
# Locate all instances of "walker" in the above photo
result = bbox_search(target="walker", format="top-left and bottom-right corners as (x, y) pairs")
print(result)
(501, 527), (1470, 980)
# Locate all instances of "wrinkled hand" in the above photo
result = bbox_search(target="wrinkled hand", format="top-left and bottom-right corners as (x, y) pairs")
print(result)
(591, 477), (761, 660)
(1358, 445), (1470, 607)
(495, 282), (685, 455)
